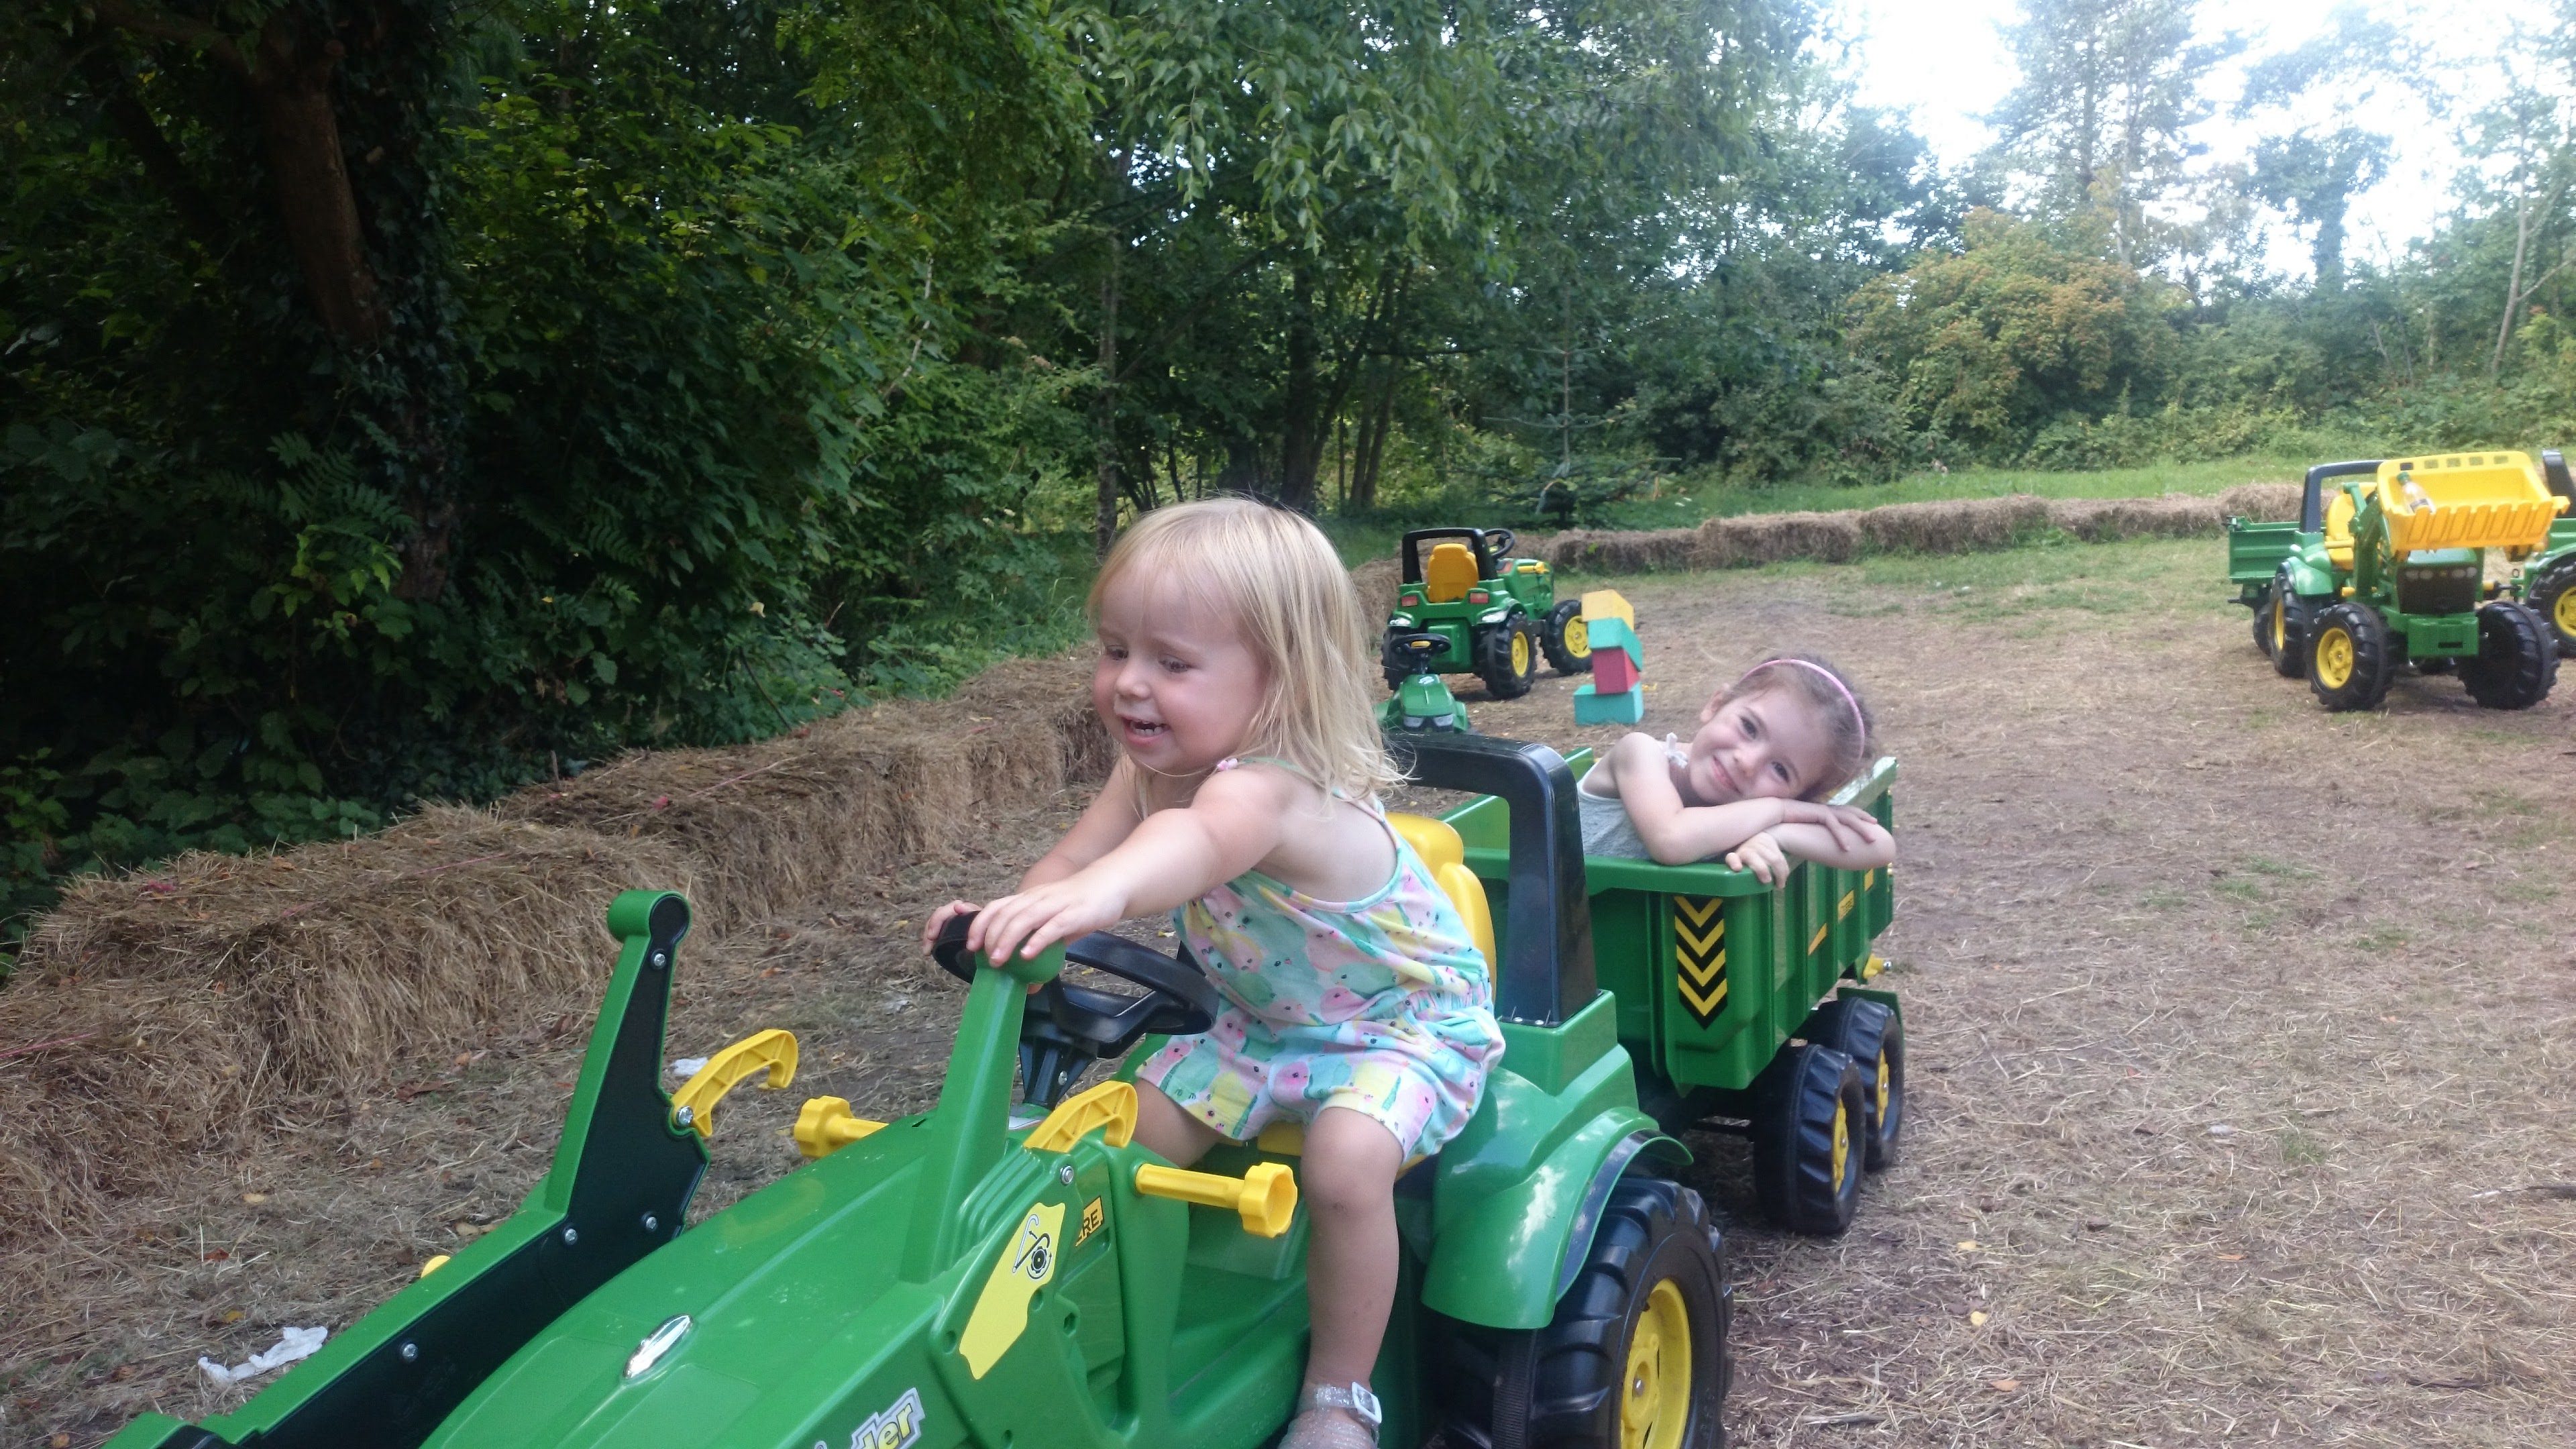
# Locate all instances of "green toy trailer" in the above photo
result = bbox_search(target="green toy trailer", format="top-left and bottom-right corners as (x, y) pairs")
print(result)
(105, 735), (1732, 1449)
(1381, 528), (1589, 700)
(1439, 753), (1902, 1239)
(2227, 451), (2569, 710)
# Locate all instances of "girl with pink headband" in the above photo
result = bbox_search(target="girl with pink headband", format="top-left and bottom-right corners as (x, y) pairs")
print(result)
(1573, 651), (1894, 881)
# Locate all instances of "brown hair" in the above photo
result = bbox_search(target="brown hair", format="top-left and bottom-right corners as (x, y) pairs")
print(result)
(1713, 651), (1879, 801)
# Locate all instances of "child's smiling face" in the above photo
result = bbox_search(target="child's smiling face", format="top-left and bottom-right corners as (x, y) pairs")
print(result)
(1089, 568), (1267, 777)
(1678, 686), (1836, 805)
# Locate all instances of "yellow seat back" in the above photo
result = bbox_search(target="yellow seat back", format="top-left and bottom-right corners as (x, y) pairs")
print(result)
(1386, 811), (1497, 971)
(1423, 541), (1479, 604)
(2323, 490), (2357, 570)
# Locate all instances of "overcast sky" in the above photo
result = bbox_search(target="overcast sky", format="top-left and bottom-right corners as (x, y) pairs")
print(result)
(1825, 0), (2554, 276)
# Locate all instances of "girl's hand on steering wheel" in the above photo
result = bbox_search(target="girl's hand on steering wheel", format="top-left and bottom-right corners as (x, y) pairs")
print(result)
(921, 900), (981, 956)
(967, 878), (1126, 964)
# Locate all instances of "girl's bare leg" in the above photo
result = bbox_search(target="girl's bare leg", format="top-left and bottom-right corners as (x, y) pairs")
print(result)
(1133, 1079), (1223, 1168)
(1297, 1106), (1405, 1413)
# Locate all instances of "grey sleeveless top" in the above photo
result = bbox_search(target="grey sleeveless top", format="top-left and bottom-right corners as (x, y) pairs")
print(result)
(1574, 739), (1686, 860)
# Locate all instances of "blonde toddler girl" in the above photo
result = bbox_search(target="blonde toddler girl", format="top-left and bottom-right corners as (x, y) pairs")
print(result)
(923, 498), (1499, 1449)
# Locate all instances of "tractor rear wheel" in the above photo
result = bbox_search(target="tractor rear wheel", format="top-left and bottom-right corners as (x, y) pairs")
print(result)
(2524, 556), (2576, 659)
(1751, 1042), (1864, 1236)
(2250, 585), (2273, 659)
(2306, 601), (2393, 712)
(1479, 616), (1540, 699)
(2460, 600), (2559, 710)
(1803, 996), (1904, 1172)
(1440, 1176), (1731, 1449)
(2269, 568), (2315, 679)
(1544, 599), (1594, 675)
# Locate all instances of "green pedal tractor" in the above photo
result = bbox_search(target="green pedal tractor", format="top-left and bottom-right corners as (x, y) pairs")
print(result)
(2228, 451), (2572, 710)
(1380, 529), (1591, 701)
(105, 734), (1906, 1449)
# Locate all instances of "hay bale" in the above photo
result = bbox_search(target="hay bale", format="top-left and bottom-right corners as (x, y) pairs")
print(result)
(1854, 495), (2051, 554)
(2, 809), (693, 1240)
(2215, 481), (2302, 523)
(1350, 556), (1403, 621)
(1541, 529), (1699, 574)
(1705, 510), (1864, 566)
(2045, 493), (2222, 541)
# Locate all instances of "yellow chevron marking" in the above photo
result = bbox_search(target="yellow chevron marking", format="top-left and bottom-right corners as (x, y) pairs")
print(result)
(1837, 891), (1855, 920)
(1673, 895), (1723, 928)
(1678, 977), (1727, 1018)
(1808, 922), (1829, 953)
(1677, 949), (1725, 989)
(1864, 870), (1877, 889)
(1675, 919), (1723, 959)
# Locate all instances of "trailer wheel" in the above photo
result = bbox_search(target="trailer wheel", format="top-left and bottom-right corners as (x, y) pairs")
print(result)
(1803, 996), (1904, 1172)
(1544, 599), (1594, 675)
(1479, 616), (1540, 700)
(2306, 601), (2392, 711)
(2460, 600), (2559, 710)
(1751, 1043), (1864, 1236)
(1440, 1176), (1731, 1449)
(2249, 584), (2273, 659)
(2524, 556), (2576, 658)
(2269, 568), (2315, 679)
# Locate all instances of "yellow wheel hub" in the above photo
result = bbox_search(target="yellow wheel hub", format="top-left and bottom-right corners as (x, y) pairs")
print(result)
(1876, 1051), (1890, 1125)
(1831, 1097), (1850, 1191)
(1566, 616), (1591, 657)
(2313, 626), (2355, 689)
(1512, 631), (1531, 674)
(2555, 588), (2576, 637)
(1619, 1279), (1693, 1449)
(2271, 594), (2287, 652)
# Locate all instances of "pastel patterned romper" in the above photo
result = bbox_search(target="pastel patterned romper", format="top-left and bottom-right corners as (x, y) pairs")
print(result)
(1137, 761), (1503, 1159)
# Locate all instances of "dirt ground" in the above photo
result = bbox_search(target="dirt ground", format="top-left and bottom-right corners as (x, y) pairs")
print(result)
(8, 536), (2574, 1448)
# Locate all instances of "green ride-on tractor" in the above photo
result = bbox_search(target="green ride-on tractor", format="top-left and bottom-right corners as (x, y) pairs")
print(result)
(1380, 529), (1591, 702)
(105, 735), (1739, 1449)
(1378, 631), (1472, 734)
(2228, 451), (2571, 710)
(2513, 453), (2576, 657)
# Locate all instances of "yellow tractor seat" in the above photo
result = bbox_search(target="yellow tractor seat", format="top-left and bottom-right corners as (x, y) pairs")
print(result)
(2323, 489), (2357, 570)
(1422, 541), (1479, 604)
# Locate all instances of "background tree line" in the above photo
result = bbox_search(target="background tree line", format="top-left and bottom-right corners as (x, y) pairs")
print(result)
(6, 0), (2576, 951)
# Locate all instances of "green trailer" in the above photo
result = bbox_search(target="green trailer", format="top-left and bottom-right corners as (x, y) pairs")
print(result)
(2228, 451), (2570, 710)
(1440, 751), (1902, 1238)
(104, 734), (1741, 1449)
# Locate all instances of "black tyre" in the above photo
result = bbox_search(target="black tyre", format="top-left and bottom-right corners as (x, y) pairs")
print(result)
(2249, 584), (2273, 659)
(2460, 600), (2559, 710)
(1478, 616), (1540, 700)
(1544, 598), (1595, 675)
(2306, 601), (2394, 711)
(1750, 1042), (1864, 1237)
(1441, 1176), (1731, 1449)
(1802, 996), (1904, 1172)
(2524, 555), (2576, 659)
(2269, 567), (2315, 679)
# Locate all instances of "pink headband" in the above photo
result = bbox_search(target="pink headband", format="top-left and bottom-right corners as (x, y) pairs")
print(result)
(1734, 658), (1865, 737)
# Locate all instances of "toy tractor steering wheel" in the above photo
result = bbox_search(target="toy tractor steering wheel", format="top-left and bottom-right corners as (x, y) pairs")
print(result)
(1481, 528), (1517, 564)
(933, 913), (1222, 1108)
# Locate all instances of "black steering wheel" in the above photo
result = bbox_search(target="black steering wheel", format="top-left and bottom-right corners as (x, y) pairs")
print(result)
(1482, 528), (1517, 564)
(934, 913), (1222, 1108)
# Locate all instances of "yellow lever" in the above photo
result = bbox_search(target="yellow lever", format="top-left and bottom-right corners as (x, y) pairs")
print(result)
(669, 1028), (798, 1140)
(793, 1095), (887, 1159)
(1134, 1161), (1299, 1238)
(1022, 1081), (1138, 1154)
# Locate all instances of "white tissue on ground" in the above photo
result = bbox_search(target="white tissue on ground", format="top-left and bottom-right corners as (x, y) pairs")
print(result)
(669, 1057), (710, 1078)
(199, 1325), (327, 1386)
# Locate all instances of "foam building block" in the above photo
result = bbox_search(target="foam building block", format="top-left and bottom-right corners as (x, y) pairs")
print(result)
(1574, 684), (1645, 725)
(1580, 589), (1635, 628)
(1582, 616), (1644, 692)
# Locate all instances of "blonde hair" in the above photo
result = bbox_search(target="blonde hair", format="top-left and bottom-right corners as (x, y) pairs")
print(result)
(1713, 651), (1878, 801)
(1089, 498), (1399, 802)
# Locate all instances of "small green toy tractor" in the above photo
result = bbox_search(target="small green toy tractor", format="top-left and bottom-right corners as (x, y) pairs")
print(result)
(2227, 451), (2571, 710)
(105, 735), (1734, 1449)
(2514, 453), (2576, 656)
(1381, 529), (1589, 701)
(1378, 631), (1472, 733)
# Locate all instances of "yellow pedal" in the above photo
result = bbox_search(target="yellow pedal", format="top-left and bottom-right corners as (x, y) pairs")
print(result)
(793, 1095), (887, 1159)
(1022, 1081), (1138, 1153)
(419, 1254), (451, 1279)
(1133, 1161), (1298, 1238)
(670, 1028), (798, 1140)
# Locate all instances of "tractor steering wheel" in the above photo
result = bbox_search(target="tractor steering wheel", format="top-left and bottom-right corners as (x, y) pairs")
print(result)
(1482, 528), (1517, 563)
(932, 914), (1222, 1108)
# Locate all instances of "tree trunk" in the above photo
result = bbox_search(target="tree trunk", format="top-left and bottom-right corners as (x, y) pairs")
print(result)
(1277, 263), (1323, 513)
(250, 17), (385, 347)
(1094, 216), (1124, 556)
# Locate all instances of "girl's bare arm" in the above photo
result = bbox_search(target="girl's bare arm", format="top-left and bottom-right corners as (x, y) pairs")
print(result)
(1603, 733), (1787, 865)
(921, 759), (1146, 952)
(1762, 817), (1894, 871)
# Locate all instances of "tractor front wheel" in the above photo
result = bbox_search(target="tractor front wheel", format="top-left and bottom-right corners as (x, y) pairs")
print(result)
(2306, 601), (2393, 712)
(1479, 616), (1540, 699)
(1803, 996), (1904, 1172)
(1544, 599), (1594, 675)
(2460, 600), (2559, 710)
(2269, 568), (2315, 679)
(1752, 1042), (1865, 1236)
(2250, 585), (2273, 659)
(2524, 556), (2576, 659)
(1440, 1176), (1730, 1449)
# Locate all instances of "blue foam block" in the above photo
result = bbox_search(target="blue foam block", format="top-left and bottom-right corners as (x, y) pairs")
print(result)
(1572, 683), (1645, 725)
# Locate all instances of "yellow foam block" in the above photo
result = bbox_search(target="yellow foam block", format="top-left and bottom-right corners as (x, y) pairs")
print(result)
(1580, 589), (1634, 627)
